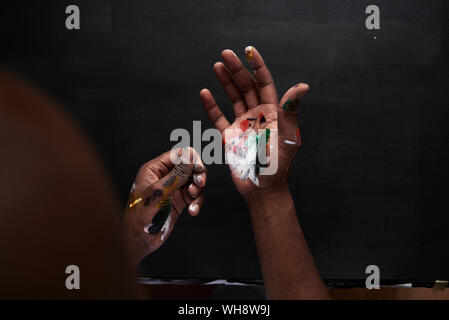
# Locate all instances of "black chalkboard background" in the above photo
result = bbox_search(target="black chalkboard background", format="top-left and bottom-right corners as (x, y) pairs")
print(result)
(1, 0), (448, 286)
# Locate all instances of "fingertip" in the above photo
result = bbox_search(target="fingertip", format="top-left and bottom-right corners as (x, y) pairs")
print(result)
(187, 183), (199, 199)
(282, 83), (310, 104)
(188, 203), (200, 216)
(193, 172), (206, 187)
(200, 88), (210, 97)
(214, 63), (230, 79)
(221, 49), (236, 58)
(298, 83), (310, 91)
(295, 83), (310, 100)
(244, 45), (254, 59)
(213, 61), (224, 70)
(200, 89), (214, 105)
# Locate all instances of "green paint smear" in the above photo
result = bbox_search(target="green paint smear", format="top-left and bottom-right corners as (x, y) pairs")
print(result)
(265, 129), (270, 144)
(283, 99), (297, 111)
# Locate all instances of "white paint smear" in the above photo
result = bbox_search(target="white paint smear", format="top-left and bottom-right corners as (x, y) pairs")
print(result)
(225, 130), (260, 186)
(160, 214), (172, 241)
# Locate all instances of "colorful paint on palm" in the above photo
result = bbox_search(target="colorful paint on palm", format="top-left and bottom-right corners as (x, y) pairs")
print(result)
(225, 115), (272, 186)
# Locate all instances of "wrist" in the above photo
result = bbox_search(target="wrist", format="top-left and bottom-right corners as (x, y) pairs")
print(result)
(243, 183), (290, 204)
(244, 183), (293, 220)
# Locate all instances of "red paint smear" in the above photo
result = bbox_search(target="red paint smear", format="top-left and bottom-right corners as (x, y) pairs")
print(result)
(240, 119), (250, 132)
(258, 112), (264, 119)
(296, 128), (302, 147)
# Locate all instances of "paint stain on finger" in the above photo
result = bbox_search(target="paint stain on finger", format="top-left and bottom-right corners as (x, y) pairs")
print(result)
(128, 197), (142, 208)
(162, 175), (179, 196)
(160, 214), (172, 241)
(245, 46), (254, 60)
(189, 203), (199, 215)
(282, 99), (299, 112)
(193, 173), (204, 187)
(296, 128), (302, 147)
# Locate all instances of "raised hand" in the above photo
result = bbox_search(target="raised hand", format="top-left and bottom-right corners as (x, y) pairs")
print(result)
(200, 46), (309, 197)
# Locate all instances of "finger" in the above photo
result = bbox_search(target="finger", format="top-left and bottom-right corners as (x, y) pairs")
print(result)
(193, 161), (206, 173)
(200, 88), (231, 133)
(221, 49), (260, 109)
(187, 182), (202, 199)
(278, 83), (310, 148)
(141, 148), (197, 205)
(140, 146), (201, 181)
(213, 62), (247, 117)
(181, 164), (206, 201)
(188, 193), (205, 216)
(244, 46), (278, 104)
(279, 83), (309, 112)
(193, 171), (206, 188)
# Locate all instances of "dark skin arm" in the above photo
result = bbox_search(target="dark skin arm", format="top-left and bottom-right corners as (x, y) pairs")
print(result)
(200, 46), (330, 299)
(245, 185), (329, 299)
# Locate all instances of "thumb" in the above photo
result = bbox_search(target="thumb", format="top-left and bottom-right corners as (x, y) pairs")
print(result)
(278, 83), (309, 148)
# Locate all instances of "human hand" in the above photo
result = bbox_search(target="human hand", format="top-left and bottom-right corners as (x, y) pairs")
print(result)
(123, 147), (206, 266)
(200, 46), (309, 198)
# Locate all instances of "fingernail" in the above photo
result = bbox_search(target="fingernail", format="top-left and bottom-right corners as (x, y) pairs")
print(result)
(245, 46), (254, 60)
(189, 203), (199, 213)
(193, 173), (204, 187)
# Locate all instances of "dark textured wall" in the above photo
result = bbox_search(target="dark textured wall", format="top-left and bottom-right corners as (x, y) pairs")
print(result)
(1, 0), (448, 284)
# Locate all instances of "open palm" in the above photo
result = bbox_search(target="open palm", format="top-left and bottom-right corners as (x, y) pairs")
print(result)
(200, 46), (309, 197)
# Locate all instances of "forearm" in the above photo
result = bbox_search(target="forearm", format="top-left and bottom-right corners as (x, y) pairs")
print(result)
(245, 184), (330, 299)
